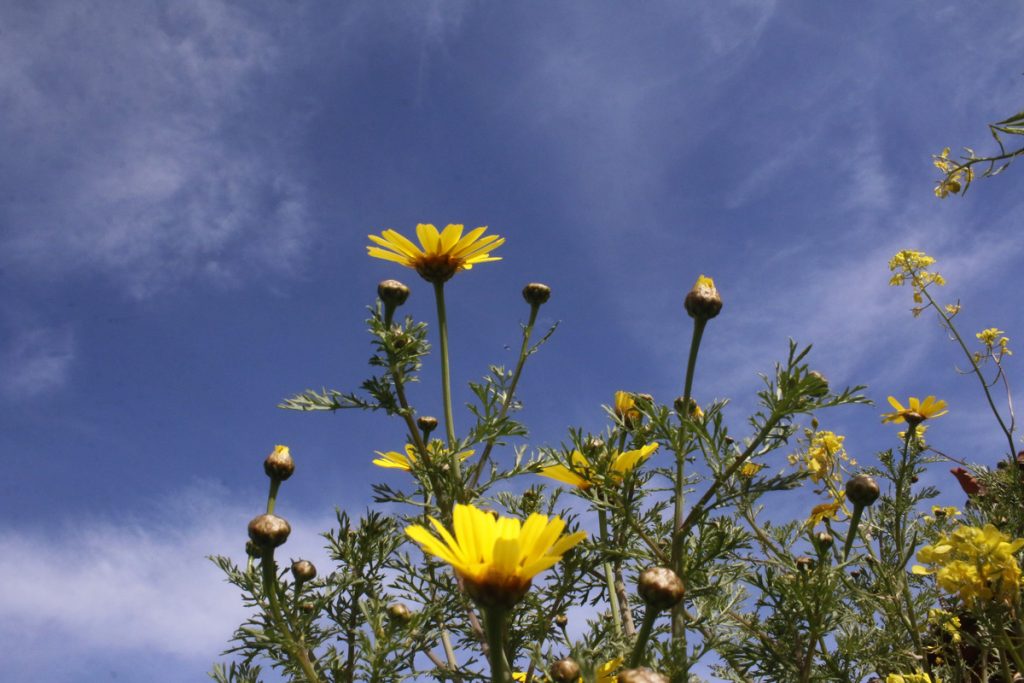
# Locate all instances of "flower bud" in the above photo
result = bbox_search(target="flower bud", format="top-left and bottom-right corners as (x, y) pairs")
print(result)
(806, 371), (830, 398)
(618, 667), (670, 683)
(554, 613), (568, 628)
(245, 540), (263, 558)
(264, 445), (295, 481)
(795, 556), (815, 573)
(549, 658), (581, 683)
(291, 559), (317, 582)
(522, 282), (552, 306)
(387, 602), (414, 624)
(845, 474), (881, 507)
(417, 416), (439, 436)
(815, 532), (834, 550)
(248, 514), (292, 549)
(637, 566), (685, 611)
(300, 601), (315, 612)
(684, 275), (722, 321)
(378, 279), (410, 307)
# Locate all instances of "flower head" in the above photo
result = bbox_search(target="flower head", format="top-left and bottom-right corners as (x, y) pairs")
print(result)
(976, 327), (1012, 360)
(807, 492), (845, 528)
(367, 223), (504, 283)
(888, 250), (945, 306)
(538, 443), (659, 490)
(373, 440), (474, 471)
(881, 395), (948, 425)
(406, 504), (586, 608)
(614, 391), (642, 428)
(912, 524), (1024, 606)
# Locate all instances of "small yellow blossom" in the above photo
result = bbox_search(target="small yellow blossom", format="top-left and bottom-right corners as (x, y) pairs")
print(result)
(538, 443), (659, 490)
(887, 672), (937, 683)
(740, 462), (764, 478)
(367, 223), (504, 283)
(912, 524), (1024, 606)
(888, 250), (946, 306)
(807, 493), (845, 528)
(928, 608), (961, 645)
(614, 391), (642, 427)
(881, 396), (948, 425)
(932, 147), (973, 199)
(373, 440), (474, 471)
(406, 503), (586, 608)
(944, 303), (961, 316)
(976, 327), (1012, 359)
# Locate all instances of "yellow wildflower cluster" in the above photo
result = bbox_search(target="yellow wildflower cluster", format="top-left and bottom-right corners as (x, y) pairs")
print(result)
(888, 250), (946, 307)
(789, 430), (852, 483)
(887, 672), (937, 683)
(739, 462), (764, 478)
(927, 608), (962, 645)
(933, 147), (974, 198)
(912, 524), (1024, 606)
(974, 327), (1012, 363)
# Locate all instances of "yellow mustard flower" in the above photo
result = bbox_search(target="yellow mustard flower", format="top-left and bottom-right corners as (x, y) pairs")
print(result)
(740, 462), (764, 478)
(913, 524), (1024, 606)
(373, 440), (475, 471)
(881, 395), (948, 425)
(944, 303), (961, 316)
(792, 430), (848, 483)
(888, 250), (946, 304)
(807, 493), (845, 528)
(538, 443), (659, 490)
(976, 327), (1012, 358)
(614, 390), (642, 427)
(367, 223), (504, 283)
(928, 608), (961, 645)
(406, 503), (586, 608)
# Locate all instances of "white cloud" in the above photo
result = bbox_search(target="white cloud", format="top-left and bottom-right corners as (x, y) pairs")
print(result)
(0, 482), (334, 680)
(0, 325), (75, 398)
(0, 1), (310, 298)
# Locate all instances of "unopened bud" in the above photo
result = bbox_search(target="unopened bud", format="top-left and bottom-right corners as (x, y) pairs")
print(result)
(618, 667), (670, 683)
(378, 279), (410, 307)
(554, 614), (568, 628)
(387, 603), (413, 624)
(300, 601), (315, 612)
(549, 658), (581, 683)
(637, 566), (685, 611)
(248, 514), (291, 549)
(795, 556), (815, 573)
(684, 275), (722, 320)
(585, 437), (605, 453)
(806, 371), (829, 398)
(417, 416), (438, 435)
(291, 559), (317, 582)
(816, 532), (833, 550)
(245, 540), (263, 559)
(522, 282), (552, 306)
(845, 474), (881, 507)
(264, 445), (295, 481)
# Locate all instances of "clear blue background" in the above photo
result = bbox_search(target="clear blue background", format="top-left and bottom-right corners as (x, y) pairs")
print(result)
(2, 2), (1023, 680)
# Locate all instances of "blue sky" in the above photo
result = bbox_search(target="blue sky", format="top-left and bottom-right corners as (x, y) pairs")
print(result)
(2, 2), (1024, 681)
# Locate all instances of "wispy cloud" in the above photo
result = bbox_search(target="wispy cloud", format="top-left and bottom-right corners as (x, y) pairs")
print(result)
(0, 1), (310, 298)
(0, 325), (75, 399)
(0, 482), (333, 680)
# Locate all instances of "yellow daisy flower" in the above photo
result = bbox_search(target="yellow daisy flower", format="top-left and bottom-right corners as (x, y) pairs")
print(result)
(807, 493), (845, 528)
(367, 223), (504, 283)
(881, 395), (948, 425)
(537, 443), (659, 490)
(406, 503), (586, 608)
(372, 441), (475, 471)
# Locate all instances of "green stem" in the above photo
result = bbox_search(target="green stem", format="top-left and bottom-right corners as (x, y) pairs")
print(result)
(671, 319), (706, 639)
(628, 606), (658, 668)
(483, 607), (511, 683)
(998, 628), (1024, 678)
(261, 550), (320, 683)
(433, 282), (460, 474)
(841, 504), (865, 561)
(893, 427), (929, 679)
(267, 479), (281, 515)
(598, 507), (623, 638)
(469, 303), (540, 488)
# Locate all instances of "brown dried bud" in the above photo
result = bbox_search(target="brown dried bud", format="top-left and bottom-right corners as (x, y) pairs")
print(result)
(522, 282), (552, 306)
(845, 474), (881, 507)
(417, 416), (439, 435)
(795, 556), (815, 573)
(549, 658), (581, 683)
(618, 667), (670, 683)
(378, 279), (410, 307)
(815, 532), (834, 550)
(637, 566), (685, 611)
(300, 601), (315, 612)
(264, 445), (295, 481)
(245, 540), (263, 559)
(850, 569), (862, 579)
(387, 602), (413, 624)
(248, 514), (291, 549)
(684, 275), (722, 321)
(291, 559), (317, 582)
(554, 613), (568, 628)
